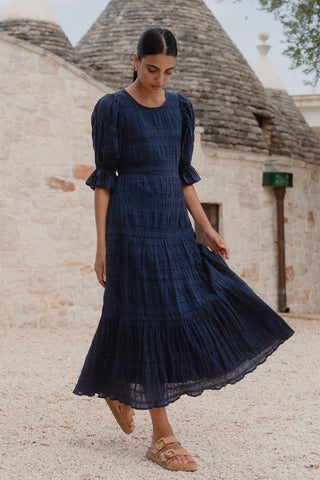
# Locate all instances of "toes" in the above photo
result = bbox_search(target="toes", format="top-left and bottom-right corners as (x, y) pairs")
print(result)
(169, 455), (194, 465)
(165, 443), (196, 466)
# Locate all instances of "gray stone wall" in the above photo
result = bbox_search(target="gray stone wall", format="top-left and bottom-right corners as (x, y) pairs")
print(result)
(192, 137), (320, 313)
(0, 35), (111, 327)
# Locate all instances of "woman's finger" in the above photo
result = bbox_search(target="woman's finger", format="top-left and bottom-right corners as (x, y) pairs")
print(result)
(102, 261), (106, 285)
(95, 263), (106, 288)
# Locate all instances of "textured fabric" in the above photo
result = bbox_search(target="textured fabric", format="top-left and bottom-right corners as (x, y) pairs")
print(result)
(73, 89), (294, 409)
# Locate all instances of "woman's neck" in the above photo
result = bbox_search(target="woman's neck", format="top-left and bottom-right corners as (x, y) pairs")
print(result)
(125, 82), (166, 108)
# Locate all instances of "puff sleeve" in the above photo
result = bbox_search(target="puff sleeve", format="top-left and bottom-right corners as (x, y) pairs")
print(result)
(178, 94), (201, 186)
(86, 94), (120, 190)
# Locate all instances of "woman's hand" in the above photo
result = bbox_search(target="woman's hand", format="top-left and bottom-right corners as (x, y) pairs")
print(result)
(182, 186), (230, 260)
(94, 246), (106, 287)
(93, 187), (111, 288)
(202, 227), (230, 261)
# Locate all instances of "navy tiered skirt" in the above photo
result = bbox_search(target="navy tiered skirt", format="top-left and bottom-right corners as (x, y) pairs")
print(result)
(73, 172), (294, 409)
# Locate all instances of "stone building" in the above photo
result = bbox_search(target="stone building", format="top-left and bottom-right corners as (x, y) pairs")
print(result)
(0, 0), (111, 326)
(291, 95), (320, 139)
(1, 0), (319, 327)
(0, 0), (82, 65)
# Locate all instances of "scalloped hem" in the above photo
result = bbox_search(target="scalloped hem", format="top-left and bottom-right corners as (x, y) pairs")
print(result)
(73, 330), (294, 410)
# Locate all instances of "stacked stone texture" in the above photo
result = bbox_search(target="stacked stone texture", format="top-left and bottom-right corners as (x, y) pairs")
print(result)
(266, 88), (320, 164)
(0, 35), (112, 326)
(192, 144), (320, 314)
(75, 0), (320, 163)
(0, 19), (82, 66)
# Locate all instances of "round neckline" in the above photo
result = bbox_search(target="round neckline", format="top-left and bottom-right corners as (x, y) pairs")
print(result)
(122, 88), (167, 109)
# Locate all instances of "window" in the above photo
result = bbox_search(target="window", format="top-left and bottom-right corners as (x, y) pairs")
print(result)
(254, 113), (271, 147)
(195, 203), (219, 244)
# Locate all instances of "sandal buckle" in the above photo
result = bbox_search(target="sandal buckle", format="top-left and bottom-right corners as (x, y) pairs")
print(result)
(155, 437), (165, 451)
(165, 448), (176, 459)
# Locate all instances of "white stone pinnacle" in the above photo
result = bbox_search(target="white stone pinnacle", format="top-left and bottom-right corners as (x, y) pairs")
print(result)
(0, 0), (58, 25)
(258, 30), (269, 43)
(254, 30), (286, 91)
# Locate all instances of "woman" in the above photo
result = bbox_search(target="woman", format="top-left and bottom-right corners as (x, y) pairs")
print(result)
(73, 27), (294, 472)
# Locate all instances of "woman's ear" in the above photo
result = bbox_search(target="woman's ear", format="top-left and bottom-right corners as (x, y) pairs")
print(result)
(133, 53), (139, 71)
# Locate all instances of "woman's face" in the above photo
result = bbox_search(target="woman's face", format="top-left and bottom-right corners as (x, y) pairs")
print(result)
(134, 53), (176, 92)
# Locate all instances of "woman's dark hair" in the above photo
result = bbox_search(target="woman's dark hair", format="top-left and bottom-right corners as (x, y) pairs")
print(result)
(132, 27), (178, 81)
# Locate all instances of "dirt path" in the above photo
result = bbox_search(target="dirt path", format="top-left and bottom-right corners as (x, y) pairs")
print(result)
(0, 317), (319, 480)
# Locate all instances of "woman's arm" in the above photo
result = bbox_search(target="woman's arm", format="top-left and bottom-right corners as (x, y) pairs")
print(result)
(94, 187), (112, 287)
(182, 185), (230, 260)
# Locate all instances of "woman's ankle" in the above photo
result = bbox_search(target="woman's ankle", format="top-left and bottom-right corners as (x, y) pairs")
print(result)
(149, 406), (175, 443)
(152, 426), (174, 442)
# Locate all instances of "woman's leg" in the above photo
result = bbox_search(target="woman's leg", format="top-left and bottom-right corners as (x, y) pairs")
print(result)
(149, 407), (196, 466)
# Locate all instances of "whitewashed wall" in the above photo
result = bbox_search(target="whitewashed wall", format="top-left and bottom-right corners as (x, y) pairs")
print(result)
(273, 158), (320, 313)
(192, 142), (278, 308)
(192, 136), (320, 314)
(0, 35), (111, 327)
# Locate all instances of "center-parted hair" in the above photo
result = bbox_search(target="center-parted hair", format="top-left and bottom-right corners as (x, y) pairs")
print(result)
(133, 27), (178, 81)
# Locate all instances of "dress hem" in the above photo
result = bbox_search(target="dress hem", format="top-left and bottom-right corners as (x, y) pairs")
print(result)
(72, 329), (294, 410)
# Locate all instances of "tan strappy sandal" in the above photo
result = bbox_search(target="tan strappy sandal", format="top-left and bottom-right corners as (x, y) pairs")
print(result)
(105, 397), (135, 434)
(146, 435), (198, 471)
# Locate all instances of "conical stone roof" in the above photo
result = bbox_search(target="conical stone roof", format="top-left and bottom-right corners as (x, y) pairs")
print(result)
(253, 32), (320, 164)
(0, 0), (82, 66)
(76, 0), (319, 161)
(266, 89), (320, 164)
(76, 0), (275, 153)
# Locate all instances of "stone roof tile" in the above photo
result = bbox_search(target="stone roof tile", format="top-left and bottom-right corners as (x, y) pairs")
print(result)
(266, 89), (320, 164)
(0, 19), (82, 66)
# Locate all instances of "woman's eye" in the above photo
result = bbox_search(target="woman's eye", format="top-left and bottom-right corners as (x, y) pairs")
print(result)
(148, 69), (157, 73)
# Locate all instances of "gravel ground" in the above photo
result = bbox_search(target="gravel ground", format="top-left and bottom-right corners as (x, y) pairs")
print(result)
(1, 316), (319, 480)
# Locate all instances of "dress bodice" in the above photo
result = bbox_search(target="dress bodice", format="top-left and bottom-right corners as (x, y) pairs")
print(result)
(85, 88), (201, 190)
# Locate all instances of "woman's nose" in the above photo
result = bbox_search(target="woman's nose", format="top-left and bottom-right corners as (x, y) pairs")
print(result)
(155, 71), (165, 85)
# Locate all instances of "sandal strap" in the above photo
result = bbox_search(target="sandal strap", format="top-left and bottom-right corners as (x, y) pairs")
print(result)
(164, 447), (191, 459)
(116, 409), (134, 423)
(111, 400), (135, 421)
(155, 435), (179, 451)
(112, 400), (135, 421)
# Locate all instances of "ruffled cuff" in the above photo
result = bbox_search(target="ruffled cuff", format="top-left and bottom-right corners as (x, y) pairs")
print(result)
(85, 168), (117, 190)
(180, 165), (201, 186)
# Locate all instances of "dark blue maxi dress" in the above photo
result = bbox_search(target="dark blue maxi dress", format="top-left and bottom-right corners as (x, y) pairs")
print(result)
(73, 89), (294, 409)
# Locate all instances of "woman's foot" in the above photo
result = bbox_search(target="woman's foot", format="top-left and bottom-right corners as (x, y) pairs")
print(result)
(105, 398), (135, 434)
(147, 434), (197, 471)
(148, 407), (197, 470)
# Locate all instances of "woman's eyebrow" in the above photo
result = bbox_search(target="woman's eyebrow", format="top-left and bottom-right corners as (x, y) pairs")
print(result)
(146, 64), (175, 71)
